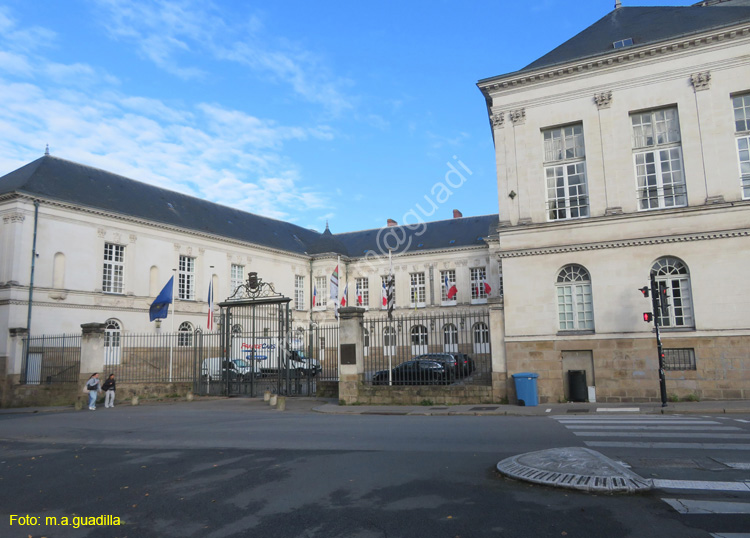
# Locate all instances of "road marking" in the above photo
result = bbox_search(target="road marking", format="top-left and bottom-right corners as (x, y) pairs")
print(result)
(736, 419), (750, 423)
(653, 479), (750, 491)
(662, 498), (750, 514)
(559, 420), (721, 425)
(711, 534), (750, 538)
(596, 407), (640, 412)
(723, 462), (750, 470)
(574, 432), (750, 439)
(586, 441), (750, 450)
(566, 425), (741, 431)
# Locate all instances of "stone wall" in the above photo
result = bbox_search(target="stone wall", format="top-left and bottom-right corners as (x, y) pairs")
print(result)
(352, 383), (495, 405)
(506, 335), (750, 403)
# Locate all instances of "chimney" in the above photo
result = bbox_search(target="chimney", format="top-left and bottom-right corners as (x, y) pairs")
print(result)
(452, 209), (463, 219)
(387, 219), (398, 227)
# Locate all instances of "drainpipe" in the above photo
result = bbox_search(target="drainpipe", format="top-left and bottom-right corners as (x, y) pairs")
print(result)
(25, 200), (40, 335)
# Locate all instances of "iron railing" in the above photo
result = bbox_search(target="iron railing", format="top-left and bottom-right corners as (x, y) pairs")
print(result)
(21, 334), (81, 384)
(363, 311), (492, 386)
(104, 332), (199, 383)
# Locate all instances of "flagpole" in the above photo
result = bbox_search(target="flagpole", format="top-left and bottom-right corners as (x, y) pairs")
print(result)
(388, 249), (392, 385)
(336, 256), (341, 375)
(169, 268), (176, 383)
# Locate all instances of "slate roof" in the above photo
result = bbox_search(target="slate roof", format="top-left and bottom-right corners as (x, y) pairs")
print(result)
(0, 156), (497, 258)
(480, 1), (750, 82)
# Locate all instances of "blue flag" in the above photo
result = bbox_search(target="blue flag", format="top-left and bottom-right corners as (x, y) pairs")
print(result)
(149, 276), (174, 321)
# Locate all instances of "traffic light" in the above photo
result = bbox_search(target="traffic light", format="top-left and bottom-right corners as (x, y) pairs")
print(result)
(639, 286), (650, 298)
(657, 281), (669, 317)
(643, 312), (653, 323)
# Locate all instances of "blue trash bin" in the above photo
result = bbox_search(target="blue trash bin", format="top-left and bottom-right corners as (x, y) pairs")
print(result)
(512, 372), (539, 407)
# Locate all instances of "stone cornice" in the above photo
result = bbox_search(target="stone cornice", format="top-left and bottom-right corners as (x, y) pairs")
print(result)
(497, 228), (750, 259)
(478, 23), (750, 98)
(3, 192), (312, 261)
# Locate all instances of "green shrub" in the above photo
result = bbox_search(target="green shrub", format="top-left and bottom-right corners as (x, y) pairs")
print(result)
(420, 399), (434, 406)
(668, 393), (680, 402)
(683, 393), (700, 402)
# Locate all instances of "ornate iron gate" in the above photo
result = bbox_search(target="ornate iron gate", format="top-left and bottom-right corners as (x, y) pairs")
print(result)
(195, 272), (319, 397)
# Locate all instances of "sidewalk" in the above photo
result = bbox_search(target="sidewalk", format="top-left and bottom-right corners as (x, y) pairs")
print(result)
(312, 399), (750, 416)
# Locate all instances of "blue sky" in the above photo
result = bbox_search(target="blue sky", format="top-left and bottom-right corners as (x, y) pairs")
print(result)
(0, 0), (696, 233)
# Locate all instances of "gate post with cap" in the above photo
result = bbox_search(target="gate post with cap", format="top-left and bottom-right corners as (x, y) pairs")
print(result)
(338, 306), (365, 404)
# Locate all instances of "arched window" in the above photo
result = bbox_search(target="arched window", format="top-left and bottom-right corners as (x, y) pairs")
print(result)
(178, 322), (193, 347)
(443, 323), (458, 353)
(473, 322), (490, 354)
(383, 326), (396, 357)
(411, 325), (428, 355)
(104, 318), (121, 366)
(651, 257), (694, 328)
(556, 265), (594, 331)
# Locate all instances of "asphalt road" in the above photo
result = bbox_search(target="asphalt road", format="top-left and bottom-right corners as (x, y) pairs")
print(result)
(1, 399), (748, 538)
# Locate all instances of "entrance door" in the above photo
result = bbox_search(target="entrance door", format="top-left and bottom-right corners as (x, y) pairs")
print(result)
(561, 350), (594, 402)
(104, 319), (121, 366)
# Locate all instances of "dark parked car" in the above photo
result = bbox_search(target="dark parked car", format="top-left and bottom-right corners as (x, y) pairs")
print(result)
(452, 353), (476, 377)
(372, 360), (448, 385)
(417, 353), (459, 380)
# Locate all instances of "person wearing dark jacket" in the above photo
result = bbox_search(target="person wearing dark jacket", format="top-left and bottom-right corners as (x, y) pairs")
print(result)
(102, 374), (116, 408)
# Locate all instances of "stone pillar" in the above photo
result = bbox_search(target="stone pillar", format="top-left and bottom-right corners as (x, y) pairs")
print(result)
(488, 297), (508, 402)
(338, 306), (365, 404)
(79, 323), (106, 384)
(1, 328), (27, 406)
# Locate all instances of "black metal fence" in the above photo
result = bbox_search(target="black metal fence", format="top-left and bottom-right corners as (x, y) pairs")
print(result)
(21, 334), (81, 384)
(292, 323), (339, 382)
(363, 311), (492, 386)
(104, 332), (199, 383)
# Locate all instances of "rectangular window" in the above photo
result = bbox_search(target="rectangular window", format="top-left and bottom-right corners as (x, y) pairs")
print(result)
(355, 277), (369, 307)
(179, 255), (195, 300)
(543, 124), (589, 221)
(381, 275), (394, 309)
(409, 273), (425, 307)
(102, 243), (124, 294)
(663, 348), (696, 371)
(631, 107), (686, 209)
(734, 94), (750, 199)
(294, 275), (304, 310)
(440, 270), (456, 304)
(230, 264), (244, 294)
(315, 276), (327, 308)
(470, 267), (488, 302)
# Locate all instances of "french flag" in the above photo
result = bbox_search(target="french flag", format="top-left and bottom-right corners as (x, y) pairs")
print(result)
(313, 284), (318, 306)
(381, 280), (387, 307)
(341, 283), (348, 307)
(206, 280), (214, 330)
(356, 283), (363, 306)
(444, 274), (457, 300)
(483, 278), (492, 295)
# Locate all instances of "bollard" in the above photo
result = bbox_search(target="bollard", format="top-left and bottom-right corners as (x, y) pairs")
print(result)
(74, 398), (83, 411)
(269, 394), (277, 406)
(263, 390), (271, 402)
(132, 395), (139, 406)
(276, 396), (286, 411)
(186, 392), (194, 402)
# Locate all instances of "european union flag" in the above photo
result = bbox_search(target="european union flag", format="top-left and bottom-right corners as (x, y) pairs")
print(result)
(149, 276), (174, 321)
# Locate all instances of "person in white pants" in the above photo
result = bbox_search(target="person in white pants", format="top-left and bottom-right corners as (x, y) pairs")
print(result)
(102, 373), (116, 408)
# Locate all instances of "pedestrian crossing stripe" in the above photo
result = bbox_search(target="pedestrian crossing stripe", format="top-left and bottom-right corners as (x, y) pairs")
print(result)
(654, 479), (750, 492)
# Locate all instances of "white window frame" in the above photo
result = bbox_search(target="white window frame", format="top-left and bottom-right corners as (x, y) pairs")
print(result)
(356, 277), (369, 308)
(543, 124), (589, 221)
(410, 325), (428, 355)
(734, 94), (750, 199)
(103, 318), (121, 366)
(102, 243), (124, 294)
(314, 276), (327, 308)
(440, 270), (457, 305)
(294, 275), (305, 311)
(631, 107), (686, 210)
(470, 267), (488, 304)
(651, 257), (695, 329)
(443, 323), (458, 353)
(178, 256), (195, 300)
(556, 265), (594, 331)
(409, 272), (426, 308)
(178, 321), (193, 347)
(230, 264), (244, 294)
(473, 322), (490, 355)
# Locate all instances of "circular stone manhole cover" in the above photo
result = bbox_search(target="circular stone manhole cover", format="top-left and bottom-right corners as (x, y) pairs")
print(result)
(497, 447), (652, 493)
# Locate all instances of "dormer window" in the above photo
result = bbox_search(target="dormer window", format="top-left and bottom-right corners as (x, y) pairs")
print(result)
(613, 38), (633, 49)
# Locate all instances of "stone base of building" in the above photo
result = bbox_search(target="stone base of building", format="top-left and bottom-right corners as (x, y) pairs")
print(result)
(1, 379), (195, 408)
(505, 334), (750, 403)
